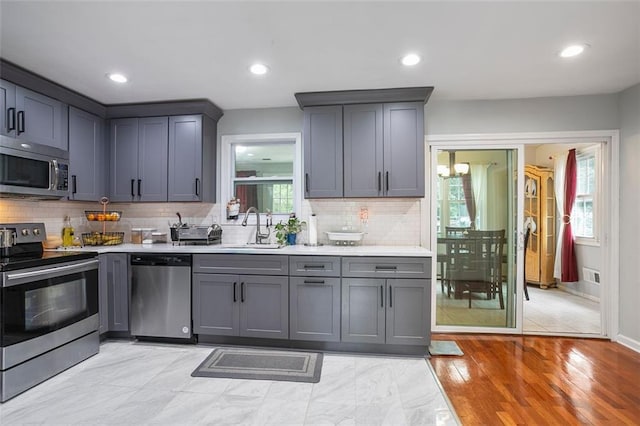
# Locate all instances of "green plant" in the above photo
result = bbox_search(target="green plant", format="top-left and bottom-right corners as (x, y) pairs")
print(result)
(274, 214), (306, 245)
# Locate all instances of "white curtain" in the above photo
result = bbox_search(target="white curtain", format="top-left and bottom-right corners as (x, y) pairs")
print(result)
(553, 152), (568, 279)
(471, 164), (489, 229)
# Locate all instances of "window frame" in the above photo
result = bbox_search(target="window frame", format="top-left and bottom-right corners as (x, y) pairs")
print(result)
(572, 145), (600, 245)
(220, 133), (303, 225)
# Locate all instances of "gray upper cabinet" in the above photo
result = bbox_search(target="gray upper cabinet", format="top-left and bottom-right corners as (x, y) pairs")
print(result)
(168, 115), (216, 202)
(303, 105), (343, 198)
(383, 102), (424, 197)
(0, 79), (16, 137)
(344, 102), (424, 197)
(1, 79), (67, 149)
(297, 88), (431, 199)
(344, 104), (384, 197)
(15, 85), (68, 150)
(110, 117), (168, 202)
(68, 107), (106, 201)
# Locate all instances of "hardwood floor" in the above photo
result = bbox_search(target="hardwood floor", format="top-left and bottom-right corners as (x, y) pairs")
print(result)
(429, 334), (640, 425)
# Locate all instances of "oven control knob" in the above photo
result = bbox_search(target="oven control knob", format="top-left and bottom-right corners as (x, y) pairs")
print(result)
(33, 228), (40, 236)
(21, 229), (30, 236)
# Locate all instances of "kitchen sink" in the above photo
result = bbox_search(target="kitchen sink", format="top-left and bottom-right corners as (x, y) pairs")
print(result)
(221, 243), (282, 249)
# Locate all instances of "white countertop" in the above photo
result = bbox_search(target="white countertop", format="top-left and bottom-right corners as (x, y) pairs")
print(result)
(53, 243), (433, 257)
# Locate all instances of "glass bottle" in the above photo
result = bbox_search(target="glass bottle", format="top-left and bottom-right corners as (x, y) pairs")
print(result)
(62, 216), (74, 247)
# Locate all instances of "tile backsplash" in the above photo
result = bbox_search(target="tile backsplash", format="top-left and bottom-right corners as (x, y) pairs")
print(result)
(0, 198), (423, 246)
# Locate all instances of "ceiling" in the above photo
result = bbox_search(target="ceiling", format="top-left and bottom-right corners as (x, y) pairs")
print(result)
(1, 1), (638, 111)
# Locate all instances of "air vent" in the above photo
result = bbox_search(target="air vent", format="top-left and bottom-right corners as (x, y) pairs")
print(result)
(582, 267), (600, 284)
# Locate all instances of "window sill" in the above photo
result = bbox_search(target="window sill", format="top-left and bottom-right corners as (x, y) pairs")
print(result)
(575, 237), (600, 247)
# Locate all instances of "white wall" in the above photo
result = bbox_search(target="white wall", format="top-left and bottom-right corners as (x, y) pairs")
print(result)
(618, 83), (640, 348)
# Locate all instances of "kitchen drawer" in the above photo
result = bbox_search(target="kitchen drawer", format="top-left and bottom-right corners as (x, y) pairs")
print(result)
(289, 256), (341, 277)
(341, 256), (431, 279)
(193, 254), (288, 276)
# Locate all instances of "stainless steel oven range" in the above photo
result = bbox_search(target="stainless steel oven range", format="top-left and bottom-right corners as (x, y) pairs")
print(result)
(0, 223), (99, 402)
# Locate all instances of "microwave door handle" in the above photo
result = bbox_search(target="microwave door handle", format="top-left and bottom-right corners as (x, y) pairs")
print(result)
(50, 160), (59, 190)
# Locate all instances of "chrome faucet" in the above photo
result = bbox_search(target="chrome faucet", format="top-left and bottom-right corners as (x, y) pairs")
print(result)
(241, 207), (271, 244)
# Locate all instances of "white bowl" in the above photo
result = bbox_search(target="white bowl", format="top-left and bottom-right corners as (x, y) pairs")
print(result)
(325, 231), (364, 242)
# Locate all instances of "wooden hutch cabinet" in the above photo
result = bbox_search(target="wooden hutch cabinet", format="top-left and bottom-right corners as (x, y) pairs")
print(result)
(524, 165), (556, 288)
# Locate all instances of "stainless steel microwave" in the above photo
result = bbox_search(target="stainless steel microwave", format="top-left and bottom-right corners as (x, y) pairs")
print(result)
(0, 135), (69, 199)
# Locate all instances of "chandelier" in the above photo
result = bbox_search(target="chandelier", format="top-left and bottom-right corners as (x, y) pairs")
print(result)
(437, 151), (470, 178)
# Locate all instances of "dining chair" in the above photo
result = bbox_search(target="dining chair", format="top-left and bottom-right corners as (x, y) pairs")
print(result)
(439, 226), (471, 297)
(448, 229), (506, 309)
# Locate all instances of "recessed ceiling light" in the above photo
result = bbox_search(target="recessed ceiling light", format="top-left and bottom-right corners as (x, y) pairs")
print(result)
(249, 63), (269, 75)
(560, 44), (588, 58)
(106, 72), (128, 83)
(401, 54), (421, 66)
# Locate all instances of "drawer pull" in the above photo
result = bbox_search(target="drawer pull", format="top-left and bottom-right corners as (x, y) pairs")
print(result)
(380, 285), (384, 307)
(240, 282), (245, 302)
(375, 265), (397, 271)
(304, 279), (325, 284)
(389, 285), (393, 308)
(303, 264), (325, 270)
(233, 282), (237, 302)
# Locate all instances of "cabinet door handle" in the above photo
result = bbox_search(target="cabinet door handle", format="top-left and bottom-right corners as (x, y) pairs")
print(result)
(304, 279), (325, 284)
(195, 178), (200, 196)
(385, 171), (389, 192)
(137, 179), (141, 197)
(240, 282), (245, 302)
(305, 173), (309, 194)
(389, 285), (393, 308)
(378, 171), (382, 192)
(233, 282), (237, 302)
(130, 179), (135, 197)
(72, 175), (77, 194)
(16, 110), (25, 134)
(380, 285), (384, 307)
(7, 107), (16, 132)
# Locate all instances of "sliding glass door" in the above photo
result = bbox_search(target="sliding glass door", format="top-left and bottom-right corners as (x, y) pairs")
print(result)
(432, 147), (523, 332)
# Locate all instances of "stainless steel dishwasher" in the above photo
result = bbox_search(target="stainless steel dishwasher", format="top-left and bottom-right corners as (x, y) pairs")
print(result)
(130, 254), (192, 339)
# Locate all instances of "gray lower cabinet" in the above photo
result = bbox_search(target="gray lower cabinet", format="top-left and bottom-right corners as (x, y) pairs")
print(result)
(68, 107), (106, 201)
(303, 105), (343, 198)
(99, 253), (129, 333)
(110, 117), (169, 202)
(193, 273), (289, 339)
(341, 278), (430, 345)
(290, 277), (341, 342)
(289, 256), (341, 342)
(341, 256), (431, 346)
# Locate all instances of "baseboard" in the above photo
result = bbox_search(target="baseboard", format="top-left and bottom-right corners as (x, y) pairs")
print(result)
(615, 334), (640, 354)
(557, 283), (600, 303)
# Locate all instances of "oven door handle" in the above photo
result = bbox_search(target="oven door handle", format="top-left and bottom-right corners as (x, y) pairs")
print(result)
(4, 259), (99, 287)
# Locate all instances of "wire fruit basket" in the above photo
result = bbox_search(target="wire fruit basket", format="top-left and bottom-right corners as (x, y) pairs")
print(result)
(83, 197), (124, 246)
(82, 231), (125, 246)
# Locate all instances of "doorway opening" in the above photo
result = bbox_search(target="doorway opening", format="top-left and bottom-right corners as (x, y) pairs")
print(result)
(428, 130), (618, 338)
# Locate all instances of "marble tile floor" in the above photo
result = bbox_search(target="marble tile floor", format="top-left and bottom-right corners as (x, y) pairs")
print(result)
(0, 340), (458, 426)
